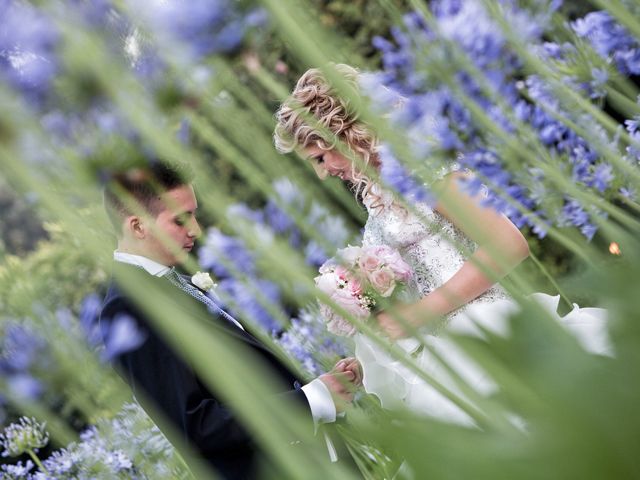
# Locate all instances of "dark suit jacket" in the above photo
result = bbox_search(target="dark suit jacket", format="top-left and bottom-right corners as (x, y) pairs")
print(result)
(99, 262), (310, 479)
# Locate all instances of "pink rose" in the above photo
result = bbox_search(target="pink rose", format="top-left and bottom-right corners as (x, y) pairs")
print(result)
(331, 287), (370, 318)
(358, 250), (382, 273)
(387, 257), (413, 282)
(366, 244), (394, 260)
(316, 244), (413, 336)
(324, 313), (358, 337)
(368, 267), (397, 297)
(363, 245), (413, 283)
(326, 316), (357, 336)
(334, 265), (350, 282)
(319, 305), (357, 336)
(379, 246), (403, 265)
(347, 277), (363, 296)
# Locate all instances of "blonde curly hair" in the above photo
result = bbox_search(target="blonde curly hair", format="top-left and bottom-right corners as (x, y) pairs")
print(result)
(273, 64), (381, 201)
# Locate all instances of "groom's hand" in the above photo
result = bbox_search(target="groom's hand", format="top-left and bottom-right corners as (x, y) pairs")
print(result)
(319, 357), (361, 413)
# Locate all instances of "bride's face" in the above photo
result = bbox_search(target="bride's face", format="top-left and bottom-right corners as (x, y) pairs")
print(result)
(303, 145), (354, 181)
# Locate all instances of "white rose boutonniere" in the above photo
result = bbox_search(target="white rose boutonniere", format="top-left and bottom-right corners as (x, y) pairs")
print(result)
(191, 271), (217, 291)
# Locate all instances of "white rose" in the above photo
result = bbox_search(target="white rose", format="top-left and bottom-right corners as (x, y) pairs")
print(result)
(315, 271), (340, 296)
(337, 245), (362, 267)
(191, 272), (217, 291)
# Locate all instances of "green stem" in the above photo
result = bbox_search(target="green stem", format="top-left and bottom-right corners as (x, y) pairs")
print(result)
(528, 252), (573, 310)
(616, 193), (640, 214)
(605, 85), (640, 118)
(27, 449), (48, 475)
(172, 449), (197, 480)
(610, 73), (640, 101)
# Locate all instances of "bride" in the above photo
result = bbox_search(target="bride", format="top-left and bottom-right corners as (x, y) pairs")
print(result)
(273, 64), (611, 425)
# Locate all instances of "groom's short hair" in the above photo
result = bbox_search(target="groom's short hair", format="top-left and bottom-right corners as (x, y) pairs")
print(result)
(103, 161), (195, 235)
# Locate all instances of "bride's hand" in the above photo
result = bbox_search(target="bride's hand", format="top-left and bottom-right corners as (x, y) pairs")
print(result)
(376, 310), (410, 340)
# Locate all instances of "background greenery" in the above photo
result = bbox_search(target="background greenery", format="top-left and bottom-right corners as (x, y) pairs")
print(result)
(1, 0), (639, 478)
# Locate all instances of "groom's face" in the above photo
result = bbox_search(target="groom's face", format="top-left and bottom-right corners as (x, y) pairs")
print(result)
(142, 184), (201, 266)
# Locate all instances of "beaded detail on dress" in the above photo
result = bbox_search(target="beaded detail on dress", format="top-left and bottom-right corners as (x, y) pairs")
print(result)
(362, 185), (510, 331)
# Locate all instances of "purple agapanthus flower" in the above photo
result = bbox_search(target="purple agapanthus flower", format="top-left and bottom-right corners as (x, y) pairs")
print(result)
(591, 163), (614, 192)
(227, 203), (265, 225)
(198, 227), (256, 277)
(277, 309), (352, 376)
(42, 448), (76, 476)
(369, 0), (625, 240)
(79, 293), (104, 348)
(0, 323), (47, 372)
(217, 278), (282, 334)
(572, 11), (640, 75)
(0, 0), (60, 105)
(559, 198), (592, 232)
(303, 204), (351, 266)
(68, 0), (115, 27)
(130, 0), (266, 61)
(378, 144), (432, 204)
(624, 117), (640, 135)
(7, 374), (42, 400)
(194, 176), (356, 363)
(0, 459), (34, 476)
(263, 178), (307, 234)
(101, 314), (147, 361)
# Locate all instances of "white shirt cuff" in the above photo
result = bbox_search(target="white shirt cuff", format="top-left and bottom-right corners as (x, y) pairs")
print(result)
(301, 378), (336, 427)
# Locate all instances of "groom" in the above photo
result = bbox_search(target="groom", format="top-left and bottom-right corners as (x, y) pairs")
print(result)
(99, 161), (360, 479)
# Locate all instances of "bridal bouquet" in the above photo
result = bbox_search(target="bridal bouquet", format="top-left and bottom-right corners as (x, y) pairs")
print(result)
(315, 245), (413, 336)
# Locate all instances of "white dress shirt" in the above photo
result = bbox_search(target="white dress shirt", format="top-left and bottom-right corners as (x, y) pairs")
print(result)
(112, 251), (336, 426)
(113, 251), (171, 277)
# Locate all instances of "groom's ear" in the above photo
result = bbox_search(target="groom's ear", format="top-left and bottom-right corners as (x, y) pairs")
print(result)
(124, 215), (146, 239)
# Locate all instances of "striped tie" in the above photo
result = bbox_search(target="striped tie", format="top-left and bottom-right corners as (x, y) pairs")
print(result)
(164, 268), (244, 330)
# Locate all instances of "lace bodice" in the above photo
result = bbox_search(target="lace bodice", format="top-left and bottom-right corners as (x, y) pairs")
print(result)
(362, 185), (509, 330)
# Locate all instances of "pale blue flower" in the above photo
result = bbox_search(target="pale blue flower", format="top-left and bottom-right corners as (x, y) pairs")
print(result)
(7, 374), (42, 400)
(572, 11), (640, 75)
(130, 0), (263, 61)
(591, 163), (614, 192)
(0, 417), (49, 457)
(198, 227), (256, 277)
(218, 278), (282, 334)
(101, 314), (147, 361)
(378, 144), (431, 204)
(277, 309), (352, 376)
(624, 117), (640, 134)
(79, 293), (103, 348)
(0, 459), (34, 477)
(0, 0), (59, 104)
(0, 323), (47, 372)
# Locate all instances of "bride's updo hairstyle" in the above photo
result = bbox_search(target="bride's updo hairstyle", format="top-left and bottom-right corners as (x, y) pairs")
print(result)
(274, 63), (381, 201)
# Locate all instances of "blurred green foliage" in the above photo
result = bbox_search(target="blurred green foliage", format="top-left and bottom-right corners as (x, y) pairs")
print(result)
(0, 178), (48, 258)
(1, 0), (638, 478)
(0, 222), (108, 316)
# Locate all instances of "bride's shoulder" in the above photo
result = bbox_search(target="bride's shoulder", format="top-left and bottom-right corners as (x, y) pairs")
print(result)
(431, 161), (467, 187)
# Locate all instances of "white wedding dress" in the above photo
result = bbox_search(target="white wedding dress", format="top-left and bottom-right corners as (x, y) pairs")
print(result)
(355, 183), (612, 426)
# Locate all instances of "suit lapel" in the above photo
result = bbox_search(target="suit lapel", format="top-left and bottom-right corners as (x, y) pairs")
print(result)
(173, 272), (270, 351)
(111, 263), (279, 361)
